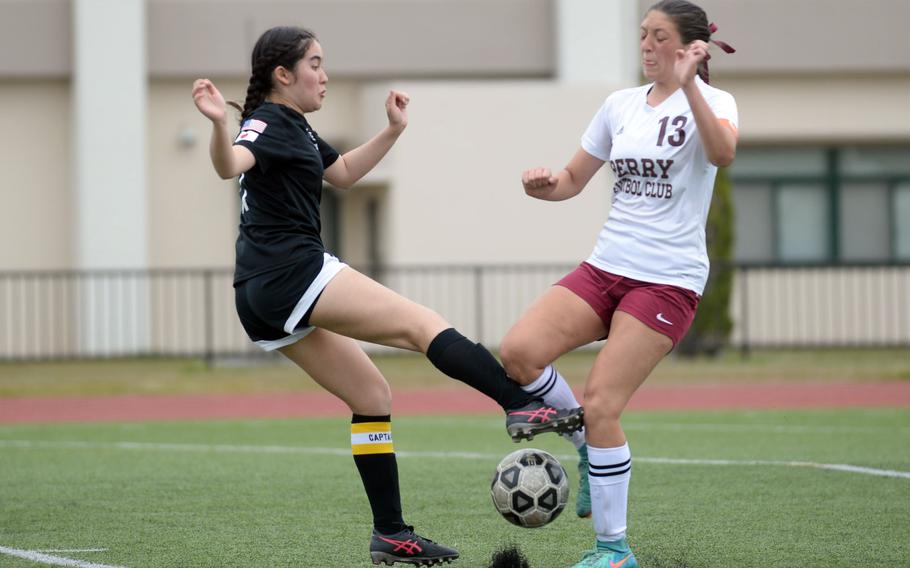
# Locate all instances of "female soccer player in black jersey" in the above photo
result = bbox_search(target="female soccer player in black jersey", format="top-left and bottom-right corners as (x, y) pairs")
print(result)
(192, 26), (582, 566)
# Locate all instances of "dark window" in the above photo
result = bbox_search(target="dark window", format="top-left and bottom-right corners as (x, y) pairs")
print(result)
(731, 146), (910, 265)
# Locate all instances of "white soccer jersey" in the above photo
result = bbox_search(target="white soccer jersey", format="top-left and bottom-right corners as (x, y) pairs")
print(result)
(581, 76), (738, 295)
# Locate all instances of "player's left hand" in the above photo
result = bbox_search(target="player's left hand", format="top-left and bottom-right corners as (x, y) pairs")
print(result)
(386, 90), (409, 132)
(192, 78), (227, 124)
(674, 40), (709, 87)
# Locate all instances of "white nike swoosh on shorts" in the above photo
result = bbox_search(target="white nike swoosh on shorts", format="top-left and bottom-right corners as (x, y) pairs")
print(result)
(656, 312), (674, 325)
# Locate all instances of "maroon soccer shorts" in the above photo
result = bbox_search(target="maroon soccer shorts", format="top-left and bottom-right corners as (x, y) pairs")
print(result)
(556, 262), (700, 346)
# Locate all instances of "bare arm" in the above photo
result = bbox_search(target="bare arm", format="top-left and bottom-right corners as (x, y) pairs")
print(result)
(522, 148), (605, 202)
(323, 90), (408, 189)
(192, 79), (255, 179)
(676, 42), (738, 167)
(208, 118), (255, 179)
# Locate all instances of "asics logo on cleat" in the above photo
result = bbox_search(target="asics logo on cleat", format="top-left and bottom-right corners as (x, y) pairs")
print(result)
(507, 407), (557, 423)
(377, 536), (423, 555)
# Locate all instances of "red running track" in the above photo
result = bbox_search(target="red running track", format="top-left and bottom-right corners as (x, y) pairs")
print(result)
(1, 382), (909, 424)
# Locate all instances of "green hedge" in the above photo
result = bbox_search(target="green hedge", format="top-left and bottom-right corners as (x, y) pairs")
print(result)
(677, 166), (734, 357)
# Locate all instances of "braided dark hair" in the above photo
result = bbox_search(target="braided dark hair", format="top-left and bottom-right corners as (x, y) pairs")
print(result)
(228, 26), (317, 123)
(648, 0), (712, 83)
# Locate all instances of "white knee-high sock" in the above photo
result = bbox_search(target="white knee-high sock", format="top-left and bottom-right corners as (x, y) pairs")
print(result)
(588, 443), (631, 542)
(520, 365), (585, 448)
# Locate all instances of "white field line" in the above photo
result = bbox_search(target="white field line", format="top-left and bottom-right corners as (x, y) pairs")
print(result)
(2, 439), (909, 479)
(632, 456), (910, 478)
(38, 549), (108, 553)
(623, 422), (910, 435)
(0, 545), (125, 568)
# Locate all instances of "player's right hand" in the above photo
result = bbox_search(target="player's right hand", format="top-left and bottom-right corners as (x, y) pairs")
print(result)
(522, 167), (558, 194)
(192, 79), (227, 123)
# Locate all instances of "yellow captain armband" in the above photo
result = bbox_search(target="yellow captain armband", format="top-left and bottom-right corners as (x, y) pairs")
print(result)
(351, 422), (394, 455)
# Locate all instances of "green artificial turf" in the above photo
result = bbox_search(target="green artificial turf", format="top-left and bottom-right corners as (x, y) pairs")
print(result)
(1, 408), (908, 567)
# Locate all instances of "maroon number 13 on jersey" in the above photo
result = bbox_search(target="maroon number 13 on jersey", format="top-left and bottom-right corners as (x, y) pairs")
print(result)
(656, 115), (687, 147)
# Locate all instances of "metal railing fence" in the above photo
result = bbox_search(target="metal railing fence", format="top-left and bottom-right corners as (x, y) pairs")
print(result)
(731, 263), (910, 351)
(1, 263), (908, 362)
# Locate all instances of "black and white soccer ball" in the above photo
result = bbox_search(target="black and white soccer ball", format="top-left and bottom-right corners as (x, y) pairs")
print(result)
(490, 448), (569, 528)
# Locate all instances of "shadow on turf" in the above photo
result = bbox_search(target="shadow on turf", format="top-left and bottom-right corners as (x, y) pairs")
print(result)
(488, 545), (530, 568)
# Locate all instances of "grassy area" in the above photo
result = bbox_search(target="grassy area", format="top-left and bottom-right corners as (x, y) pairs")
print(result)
(0, 348), (908, 398)
(1, 409), (908, 567)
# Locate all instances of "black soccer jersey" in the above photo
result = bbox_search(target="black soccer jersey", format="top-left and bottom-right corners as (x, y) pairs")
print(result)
(232, 102), (340, 284)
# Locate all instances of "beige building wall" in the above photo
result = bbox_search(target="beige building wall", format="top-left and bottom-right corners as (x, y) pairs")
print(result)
(692, 0), (909, 75)
(146, 0), (555, 78)
(145, 78), (617, 270)
(1, 80), (72, 270)
(7, 1), (909, 78)
(2, 0), (910, 356)
(6, 75), (910, 271)
(3, 0), (910, 272)
(148, 78), (246, 269)
(332, 73), (910, 266)
(355, 81), (615, 265)
(146, 78), (362, 269)
(716, 75), (910, 143)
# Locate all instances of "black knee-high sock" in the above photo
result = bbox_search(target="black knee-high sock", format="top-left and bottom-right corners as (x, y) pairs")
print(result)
(426, 328), (536, 411)
(351, 414), (405, 535)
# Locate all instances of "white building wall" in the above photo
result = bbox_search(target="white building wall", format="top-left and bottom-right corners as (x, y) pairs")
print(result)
(73, 0), (147, 270)
(558, 0), (639, 86)
(72, 0), (149, 356)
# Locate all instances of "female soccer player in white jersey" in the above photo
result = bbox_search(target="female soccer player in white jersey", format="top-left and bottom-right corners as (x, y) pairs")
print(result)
(498, 1), (737, 566)
(192, 26), (582, 566)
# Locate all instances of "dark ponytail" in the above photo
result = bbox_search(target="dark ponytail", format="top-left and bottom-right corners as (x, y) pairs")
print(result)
(228, 26), (317, 123)
(648, 0), (734, 84)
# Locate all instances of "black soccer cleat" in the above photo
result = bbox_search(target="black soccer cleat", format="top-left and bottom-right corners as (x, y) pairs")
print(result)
(506, 401), (584, 442)
(370, 525), (459, 566)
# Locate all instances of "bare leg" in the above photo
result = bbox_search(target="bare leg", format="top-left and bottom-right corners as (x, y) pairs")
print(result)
(501, 284), (607, 515)
(278, 327), (392, 415)
(500, 285), (606, 384)
(280, 329), (412, 540)
(307, 266), (581, 432)
(583, 311), (672, 447)
(308, 267), (450, 352)
(582, 311), (672, 552)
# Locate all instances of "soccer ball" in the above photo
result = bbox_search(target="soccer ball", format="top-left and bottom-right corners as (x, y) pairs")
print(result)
(490, 448), (569, 528)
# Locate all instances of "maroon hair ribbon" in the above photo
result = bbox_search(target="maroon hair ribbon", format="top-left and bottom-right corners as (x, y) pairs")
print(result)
(708, 22), (736, 54)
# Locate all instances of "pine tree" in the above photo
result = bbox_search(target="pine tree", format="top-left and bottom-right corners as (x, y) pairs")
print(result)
(678, 166), (734, 357)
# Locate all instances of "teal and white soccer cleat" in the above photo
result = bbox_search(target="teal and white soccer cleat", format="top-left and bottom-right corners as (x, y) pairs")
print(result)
(576, 444), (592, 518)
(570, 538), (638, 568)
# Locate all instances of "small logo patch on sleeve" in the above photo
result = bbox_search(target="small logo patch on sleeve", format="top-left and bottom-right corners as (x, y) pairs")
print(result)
(235, 130), (259, 143)
(241, 119), (268, 134)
